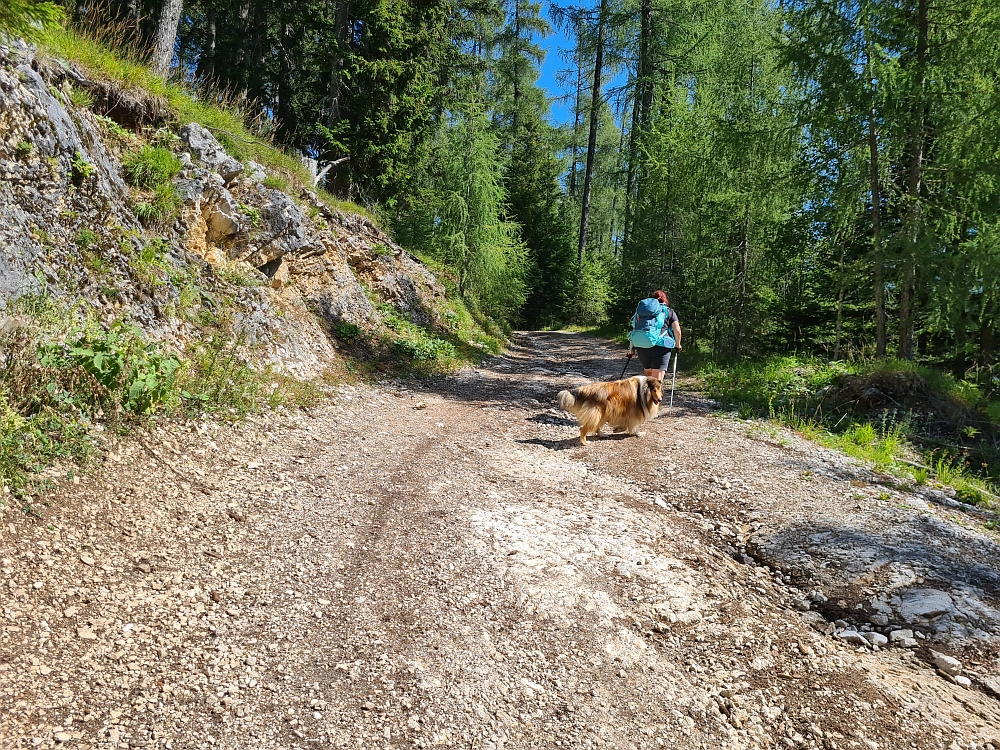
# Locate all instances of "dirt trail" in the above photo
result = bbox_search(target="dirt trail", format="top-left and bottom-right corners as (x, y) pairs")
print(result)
(3, 332), (1000, 750)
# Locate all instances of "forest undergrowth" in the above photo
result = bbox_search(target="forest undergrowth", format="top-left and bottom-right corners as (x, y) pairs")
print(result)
(700, 356), (1000, 510)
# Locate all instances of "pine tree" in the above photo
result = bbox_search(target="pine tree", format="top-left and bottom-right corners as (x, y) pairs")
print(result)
(0, 0), (63, 42)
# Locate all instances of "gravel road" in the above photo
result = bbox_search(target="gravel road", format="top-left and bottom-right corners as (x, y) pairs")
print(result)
(3, 331), (1000, 750)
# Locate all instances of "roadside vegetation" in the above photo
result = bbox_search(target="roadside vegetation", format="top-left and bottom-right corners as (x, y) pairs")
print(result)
(0, 293), (320, 503)
(328, 273), (503, 380)
(699, 356), (999, 509)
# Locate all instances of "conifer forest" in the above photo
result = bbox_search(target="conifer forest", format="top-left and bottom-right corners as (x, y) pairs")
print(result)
(22, 0), (1000, 380)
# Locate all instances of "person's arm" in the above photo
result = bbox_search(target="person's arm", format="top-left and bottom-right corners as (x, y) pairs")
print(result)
(672, 318), (682, 350)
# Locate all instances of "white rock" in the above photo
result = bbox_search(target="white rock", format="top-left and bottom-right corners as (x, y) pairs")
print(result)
(836, 630), (869, 647)
(889, 629), (913, 642)
(863, 632), (888, 647)
(929, 650), (961, 676)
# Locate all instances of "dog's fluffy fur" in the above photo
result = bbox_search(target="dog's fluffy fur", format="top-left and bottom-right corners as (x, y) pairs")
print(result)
(557, 375), (662, 445)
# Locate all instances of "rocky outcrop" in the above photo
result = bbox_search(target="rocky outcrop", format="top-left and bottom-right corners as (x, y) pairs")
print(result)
(0, 52), (141, 304)
(0, 43), (452, 376)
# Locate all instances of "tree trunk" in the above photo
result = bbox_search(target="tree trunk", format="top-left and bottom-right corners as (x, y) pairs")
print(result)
(276, 16), (297, 144)
(327, 0), (350, 129)
(623, 75), (640, 249)
(981, 301), (996, 368)
(196, 9), (216, 80)
(578, 0), (607, 263)
(731, 57), (755, 356)
(568, 37), (584, 198)
(731, 210), (750, 355)
(897, 0), (927, 361)
(834, 246), (845, 360)
(865, 33), (886, 357)
(511, 4), (522, 139)
(623, 0), (653, 248)
(151, 0), (183, 76)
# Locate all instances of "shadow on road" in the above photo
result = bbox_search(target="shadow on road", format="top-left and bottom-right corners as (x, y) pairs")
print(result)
(410, 330), (703, 419)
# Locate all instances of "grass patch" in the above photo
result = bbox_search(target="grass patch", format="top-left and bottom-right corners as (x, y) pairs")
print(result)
(122, 145), (181, 189)
(68, 82), (93, 108)
(214, 262), (265, 288)
(701, 355), (1000, 504)
(133, 183), (181, 226)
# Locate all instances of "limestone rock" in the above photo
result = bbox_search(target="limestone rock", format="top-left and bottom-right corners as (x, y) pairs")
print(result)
(179, 122), (244, 184)
(929, 650), (962, 676)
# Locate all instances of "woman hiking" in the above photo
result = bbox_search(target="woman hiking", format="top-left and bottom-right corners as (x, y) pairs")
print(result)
(629, 290), (682, 383)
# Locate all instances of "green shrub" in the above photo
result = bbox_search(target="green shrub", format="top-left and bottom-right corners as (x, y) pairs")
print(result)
(123, 145), (181, 190)
(0, 0), (63, 42)
(956, 487), (986, 506)
(14, 141), (33, 159)
(0, 292), (324, 496)
(178, 334), (270, 417)
(393, 336), (456, 362)
(333, 322), (361, 344)
(70, 151), (95, 183)
(93, 114), (134, 140)
(129, 239), (171, 287)
(0, 307), (180, 494)
(75, 228), (99, 251)
(240, 203), (262, 229)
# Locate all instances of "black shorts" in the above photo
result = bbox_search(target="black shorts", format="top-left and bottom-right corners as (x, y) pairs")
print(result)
(635, 346), (673, 371)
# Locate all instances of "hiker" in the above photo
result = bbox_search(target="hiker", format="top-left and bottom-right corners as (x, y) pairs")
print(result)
(628, 290), (681, 383)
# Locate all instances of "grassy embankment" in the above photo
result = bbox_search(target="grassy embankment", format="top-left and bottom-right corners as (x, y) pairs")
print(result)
(699, 356), (999, 514)
(1, 25), (503, 506)
(39, 24), (370, 222)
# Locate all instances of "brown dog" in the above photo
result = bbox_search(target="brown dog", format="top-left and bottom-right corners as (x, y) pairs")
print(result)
(557, 375), (663, 445)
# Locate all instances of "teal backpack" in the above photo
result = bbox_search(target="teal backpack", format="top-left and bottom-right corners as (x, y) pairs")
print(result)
(628, 298), (676, 349)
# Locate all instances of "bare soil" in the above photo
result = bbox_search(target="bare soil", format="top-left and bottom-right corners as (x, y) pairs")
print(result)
(2, 332), (1000, 750)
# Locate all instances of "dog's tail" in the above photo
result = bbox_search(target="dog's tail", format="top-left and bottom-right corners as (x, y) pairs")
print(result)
(557, 389), (578, 413)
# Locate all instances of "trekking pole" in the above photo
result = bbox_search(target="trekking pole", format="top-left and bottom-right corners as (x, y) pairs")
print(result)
(618, 346), (634, 380)
(668, 350), (679, 415)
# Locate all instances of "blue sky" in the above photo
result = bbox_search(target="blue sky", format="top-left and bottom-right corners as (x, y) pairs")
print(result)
(537, 4), (576, 126)
(534, 3), (631, 128)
